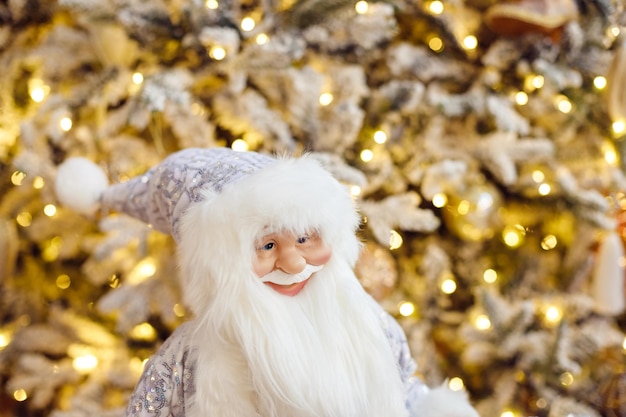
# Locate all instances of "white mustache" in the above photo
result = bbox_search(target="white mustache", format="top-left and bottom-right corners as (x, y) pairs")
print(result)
(261, 264), (324, 286)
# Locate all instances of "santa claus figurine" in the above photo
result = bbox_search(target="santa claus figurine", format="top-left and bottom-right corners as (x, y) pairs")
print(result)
(55, 147), (480, 417)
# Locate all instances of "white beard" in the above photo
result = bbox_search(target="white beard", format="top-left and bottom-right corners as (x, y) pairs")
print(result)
(189, 258), (409, 417)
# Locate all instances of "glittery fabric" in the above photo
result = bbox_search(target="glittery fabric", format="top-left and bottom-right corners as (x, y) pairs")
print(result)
(123, 304), (429, 417)
(101, 148), (275, 241)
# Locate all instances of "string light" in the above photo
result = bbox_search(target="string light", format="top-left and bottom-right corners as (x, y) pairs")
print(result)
(540, 234), (557, 250)
(432, 193), (447, 208)
(16, 212), (32, 227)
(355, 0), (369, 14)
(241, 17), (255, 32)
(173, 303), (186, 318)
(537, 183), (551, 196)
(56, 274), (71, 289)
(205, 0), (218, 9)
(42, 237), (61, 262)
(428, 0), (444, 14)
(440, 278), (457, 294)
(474, 314), (491, 330)
(127, 257), (157, 285)
(398, 301), (415, 317)
(209, 46), (226, 60)
(360, 149), (373, 162)
(448, 377), (465, 391)
(427, 36), (444, 53)
(130, 323), (157, 342)
(11, 171), (26, 186)
(28, 78), (49, 102)
(59, 117), (73, 132)
(543, 304), (563, 326)
(231, 139), (249, 152)
(43, 204), (57, 217)
(0, 330), (11, 349)
(462, 35), (478, 50)
(132, 72), (144, 84)
(602, 140), (618, 165)
(389, 230), (403, 250)
(319, 92), (333, 106)
(502, 224), (525, 248)
(373, 130), (387, 144)
(612, 120), (625, 136)
(350, 185), (362, 197)
(593, 76), (607, 90)
(514, 91), (528, 105)
(483, 268), (497, 283)
(13, 389), (27, 402)
(256, 33), (269, 45)
(32, 176), (45, 189)
(559, 371), (574, 386)
(554, 95), (573, 113)
(73, 354), (98, 374)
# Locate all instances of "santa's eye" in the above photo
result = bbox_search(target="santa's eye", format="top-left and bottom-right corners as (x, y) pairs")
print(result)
(296, 236), (309, 244)
(260, 242), (275, 251)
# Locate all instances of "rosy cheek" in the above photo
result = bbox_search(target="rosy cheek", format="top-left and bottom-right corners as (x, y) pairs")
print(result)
(308, 245), (332, 266)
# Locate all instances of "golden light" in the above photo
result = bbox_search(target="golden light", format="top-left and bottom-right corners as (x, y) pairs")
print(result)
(130, 323), (157, 342)
(538, 183), (551, 196)
(13, 389), (27, 402)
(440, 278), (457, 294)
(43, 204), (57, 217)
(502, 224), (525, 248)
(559, 372), (574, 386)
(59, 117), (73, 132)
(544, 305), (563, 325)
(514, 91), (528, 105)
(241, 17), (255, 32)
(462, 35), (478, 50)
(42, 237), (61, 262)
(319, 92), (334, 106)
(603, 140), (619, 165)
(483, 268), (497, 284)
(612, 120), (626, 135)
(350, 185), (362, 197)
(428, 36), (444, 52)
(73, 354), (98, 374)
(501, 411), (515, 417)
(540, 234), (557, 250)
(127, 257), (157, 285)
(531, 169), (545, 182)
(554, 95), (573, 113)
(360, 149), (374, 162)
(398, 301), (416, 317)
(205, 0), (218, 9)
(448, 377), (465, 391)
(109, 274), (120, 288)
(373, 130), (387, 144)
(622, 336), (626, 351)
(608, 25), (620, 38)
(11, 170), (26, 186)
(32, 176), (45, 189)
(173, 303), (186, 318)
(29, 78), (49, 103)
(355, 0), (369, 14)
(531, 75), (544, 89)
(0, 331), (11, 348)
(256, 33), (269, 45)
(474, 314), (491, 330)
(432, 193), (447, 208)
(457, 199), (470, 215)
(593, 76), (607, 90)
(428, 0), (444, 14)
(231, 139), (249, 152)
(56, 274), (71, 290)
(132, 72), (144, 84)
(16, 211), (32, 227)
(389, 230), (403, 250)
(209, 46), (226, 60)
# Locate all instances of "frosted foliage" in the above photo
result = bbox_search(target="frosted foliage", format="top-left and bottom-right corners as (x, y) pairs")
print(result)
(213, 90), (295, 150)
(420, 160), (468, 200)
(348, 3), (397, 50)
(359, 192), (440, 245)
(485, 96), (530, 135)
(309, 152), (368, 188)
(548, 397), (602, 417)
(199, 26), (240, 54)
(141, 70), (193, 112)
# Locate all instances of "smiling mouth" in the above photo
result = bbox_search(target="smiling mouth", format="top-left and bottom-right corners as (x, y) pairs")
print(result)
(265, 278), (310, 296)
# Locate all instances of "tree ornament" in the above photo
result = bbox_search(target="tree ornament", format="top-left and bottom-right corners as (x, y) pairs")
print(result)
(484, 0), (579, 42)
(597, 347), (626, 417)
(441, 182), (503, 242)
(591, 231), (625, 316)
(354, 241), (398, 301)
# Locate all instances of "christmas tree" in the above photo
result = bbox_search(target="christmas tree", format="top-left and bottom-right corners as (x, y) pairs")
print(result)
(1, 0), (625, 416)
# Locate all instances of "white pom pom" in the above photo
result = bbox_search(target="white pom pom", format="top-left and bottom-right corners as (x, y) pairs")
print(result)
(54, 157), (109, 215)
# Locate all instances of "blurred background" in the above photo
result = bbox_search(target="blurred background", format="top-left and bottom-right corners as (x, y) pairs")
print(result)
(0, 0), (625, 416)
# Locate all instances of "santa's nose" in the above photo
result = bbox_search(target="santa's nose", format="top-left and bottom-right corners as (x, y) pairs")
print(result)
(275, 245), (306, 274)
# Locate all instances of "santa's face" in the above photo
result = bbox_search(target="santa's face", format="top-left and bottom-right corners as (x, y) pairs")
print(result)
(253, 230), (332, 296)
